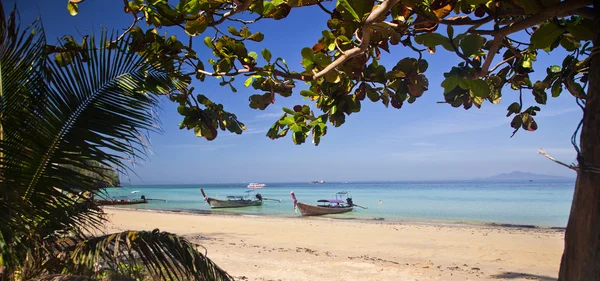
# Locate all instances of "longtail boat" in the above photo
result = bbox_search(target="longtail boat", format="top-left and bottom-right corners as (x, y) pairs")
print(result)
(95, 195), (148, 206)
(290, 191), (364, 216)
(200, 188), (266, 208)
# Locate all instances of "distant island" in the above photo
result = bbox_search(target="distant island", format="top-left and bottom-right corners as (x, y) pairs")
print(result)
(483, 171), (573, 180)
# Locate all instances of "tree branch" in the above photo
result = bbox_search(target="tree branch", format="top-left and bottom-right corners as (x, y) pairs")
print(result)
(316, 2), (334, 16)
(117, 16), (143, 42)
(311, 0), (400, 80)
(538, 149), (579, 172)
(472, 0), (592, 78)
(439, 15), (494, 26)
(226, 16), (263, 24)
(471, 0), (592, 37)
(211, 0), (252, 26)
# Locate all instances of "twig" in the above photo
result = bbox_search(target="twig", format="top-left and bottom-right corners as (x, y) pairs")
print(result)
(211, 0), (252, 26)
(478, 36), (504, 77)
(335, 38), (346, 55)
(227, 16), (263, 24)
(487, 55), (515, 73)
(316, 2), (334, 16)
(538, 149), (579, 172)
(117, 16), (143, 42)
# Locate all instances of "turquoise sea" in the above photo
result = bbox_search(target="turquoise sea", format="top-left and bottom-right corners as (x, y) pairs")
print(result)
(105, 180), (575, 227)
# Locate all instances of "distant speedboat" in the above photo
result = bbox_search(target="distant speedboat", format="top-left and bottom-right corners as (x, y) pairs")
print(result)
(247, 183), (266, 188)
(310, 180), (325, 184)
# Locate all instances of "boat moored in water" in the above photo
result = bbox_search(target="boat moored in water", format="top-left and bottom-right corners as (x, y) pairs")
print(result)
(201, 188), (280, 208)
(290, 191), (364, 216)
(95, 195), (148, 206)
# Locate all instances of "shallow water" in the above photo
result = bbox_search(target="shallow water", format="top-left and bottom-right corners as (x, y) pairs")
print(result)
(105, 180), (575, 227)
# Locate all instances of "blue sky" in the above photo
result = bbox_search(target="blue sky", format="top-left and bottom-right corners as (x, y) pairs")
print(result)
(15, 0), (581, 184)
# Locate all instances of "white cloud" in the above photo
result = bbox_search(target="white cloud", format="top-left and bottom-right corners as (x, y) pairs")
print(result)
(382, 105), (581, 142)
(412, 142), (436, 147)
(218, 128), (267, 137)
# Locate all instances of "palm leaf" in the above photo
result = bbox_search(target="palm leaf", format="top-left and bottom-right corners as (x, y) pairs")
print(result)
(0, 1), (186, 277)
(61, 230), (232, 281)
(26, 275), (95, 281)
(0, 2), (49, 273)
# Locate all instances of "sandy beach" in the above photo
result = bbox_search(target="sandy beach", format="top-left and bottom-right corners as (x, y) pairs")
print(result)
(103, 208), (564, 281)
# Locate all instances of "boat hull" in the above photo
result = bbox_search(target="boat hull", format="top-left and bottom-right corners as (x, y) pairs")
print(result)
(296, 202), (353, 216)
(207, 198), (262, 208)
(96, 199), (148, 206)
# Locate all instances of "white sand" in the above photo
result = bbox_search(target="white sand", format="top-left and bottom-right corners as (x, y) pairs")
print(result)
(103, 208), (564, 281)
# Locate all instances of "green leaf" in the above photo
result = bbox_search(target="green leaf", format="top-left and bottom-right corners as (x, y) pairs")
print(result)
(185, 18), (208, 36)
(324, 70), (341, 83)
(228, 26), (240, 36)
(566, 20), (594, 41)
(530, 23), (563, 50)
(457, 77), (470, 90)
(511, 115), (522, 130)
(248, 51), (258, 60)
(300, 90), (319, 97)
(244, 77), (253, 87)
(203, 37), (214, 48)
(248, 32), (265, 42)
(460, 34), (485, 57)
(336, 0), (360, 22)
(67, 2), (79, 16)
(54, 52), (73, 67)
(447, 25), (454, 38)
(551, 80), (562, 97)
(469, 79), (490, 98)
(301, 47), (314, 60)
(506, 102), (521, 117)
(441, 75), (459, 93)
(262, 49), (272, 62)
(532, 88), (548, 104)
(414, 33), (453, 51)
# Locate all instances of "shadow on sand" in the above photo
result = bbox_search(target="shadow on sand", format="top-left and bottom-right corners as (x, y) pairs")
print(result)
(490, 272), (556, 281)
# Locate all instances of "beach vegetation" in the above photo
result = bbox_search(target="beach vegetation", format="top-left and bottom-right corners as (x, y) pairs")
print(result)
(0, 3), (231, 280)
(65, 0), (598, 279)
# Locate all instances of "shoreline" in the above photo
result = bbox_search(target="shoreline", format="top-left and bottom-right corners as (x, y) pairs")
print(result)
(104, 206), (567, 230)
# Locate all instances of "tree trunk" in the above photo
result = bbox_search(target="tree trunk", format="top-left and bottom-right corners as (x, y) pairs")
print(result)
(558, 3), (600, 280)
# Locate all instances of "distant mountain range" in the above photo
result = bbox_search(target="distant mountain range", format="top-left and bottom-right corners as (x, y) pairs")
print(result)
(483, 171), (573, 180)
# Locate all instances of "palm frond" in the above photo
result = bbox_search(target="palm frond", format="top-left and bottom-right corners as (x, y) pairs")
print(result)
(0, 1), (186, 276)
(0, 2), (49, 274)
(61, 230), (232, 281)
(26, 274), (95, 281)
